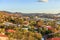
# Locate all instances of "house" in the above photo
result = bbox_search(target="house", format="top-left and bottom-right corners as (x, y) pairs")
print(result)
(2, 22), (17, 26)
(6, 29), (15, 33)
(47, 38), (60, 40)
(0, 34), (8, 40)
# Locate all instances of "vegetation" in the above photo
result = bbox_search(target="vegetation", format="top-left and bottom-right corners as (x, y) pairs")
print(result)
(0, 12), (60, 40)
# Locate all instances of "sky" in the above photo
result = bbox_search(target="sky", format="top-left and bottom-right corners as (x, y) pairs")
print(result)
(0, 0), (60, 13)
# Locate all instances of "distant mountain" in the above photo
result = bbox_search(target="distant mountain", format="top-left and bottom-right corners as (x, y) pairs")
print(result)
(0, 11), (60, 18)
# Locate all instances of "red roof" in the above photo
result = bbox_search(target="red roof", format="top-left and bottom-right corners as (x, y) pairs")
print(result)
(0, 34), (7, 37)
(46, 26), (52, 30)
(47, 38), (60, 40)
(7, 29), (15, 33)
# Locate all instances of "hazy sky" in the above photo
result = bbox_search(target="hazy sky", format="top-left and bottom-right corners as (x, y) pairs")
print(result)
(0, 0), (60, 13)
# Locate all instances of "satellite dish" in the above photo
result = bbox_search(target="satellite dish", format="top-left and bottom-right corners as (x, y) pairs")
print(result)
(38, 0), (48, 2)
